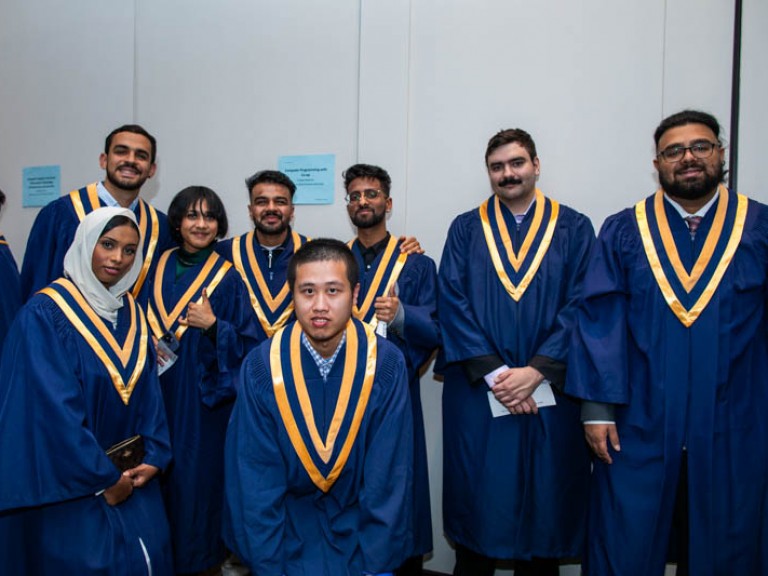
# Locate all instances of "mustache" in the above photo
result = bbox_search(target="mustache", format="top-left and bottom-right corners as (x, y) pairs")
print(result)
(117, 162), (139, 172)
(260, 211), (283, 220)
(498, 177), (523, 187)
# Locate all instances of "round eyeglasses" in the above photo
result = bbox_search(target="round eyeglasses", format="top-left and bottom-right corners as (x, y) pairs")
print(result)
(657, 141), (720, 163)
(345, 189), (386, 204)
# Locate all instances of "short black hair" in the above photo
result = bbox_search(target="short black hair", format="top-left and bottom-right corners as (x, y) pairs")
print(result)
(654, 110), (721, 147)
(105, 124), (157, 164)
(245, 170), (296, 199)
(0, 188), (5, 209)
(342, 164), (392, 196)
(485, 128), (538, 165)
(287, 238), (358, 292)
(167, 186), (229, 245)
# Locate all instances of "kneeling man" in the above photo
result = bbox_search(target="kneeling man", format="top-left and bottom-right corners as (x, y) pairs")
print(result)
(224, 238), (414, 576)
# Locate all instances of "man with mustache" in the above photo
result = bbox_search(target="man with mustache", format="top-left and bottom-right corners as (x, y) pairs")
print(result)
(343, 163), (440, 576)
(567, 110), (768, 576)
(438, 128), (593, 575)
(216, 170), (309, 343)
(20, 124), (172, 303)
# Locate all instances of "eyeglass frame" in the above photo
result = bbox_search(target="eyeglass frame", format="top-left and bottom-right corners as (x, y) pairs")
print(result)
(345, 188), (388, 204)
(656, 140), (721, 163)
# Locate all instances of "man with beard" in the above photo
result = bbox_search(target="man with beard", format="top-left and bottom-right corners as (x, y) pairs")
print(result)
(216, 170), (309, 342)
(20, 124), (172, 302)
(343, 163), (440, 576)
(566, 110), (768, 575)
(438, 129), (593, 575)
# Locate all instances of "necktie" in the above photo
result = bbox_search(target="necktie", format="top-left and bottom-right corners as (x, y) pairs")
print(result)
(685, 215), (703, 239)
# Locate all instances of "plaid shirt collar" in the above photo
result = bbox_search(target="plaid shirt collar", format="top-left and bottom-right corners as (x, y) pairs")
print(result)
(301, 331), (346, 382)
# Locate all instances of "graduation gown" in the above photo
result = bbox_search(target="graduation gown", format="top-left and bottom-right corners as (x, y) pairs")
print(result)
(20, 183), (173, 303)
(566, 187), (768, 576)
(437, 191), (594, 559)
(0, 279), (173, 575)
(147, 248), (261, 573)
(223, 319), (414, 575)
(0, 236), (21, 351)
(351, 236), (440, 557)
(215, 228), (309, 340)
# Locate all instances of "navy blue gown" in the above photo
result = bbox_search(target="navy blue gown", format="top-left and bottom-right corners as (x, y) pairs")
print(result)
(438, 192), (593, 559)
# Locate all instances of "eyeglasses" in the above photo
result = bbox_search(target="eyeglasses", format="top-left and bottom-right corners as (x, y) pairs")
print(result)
(657, 141), (720, 163)
(345, 189), (386, 204)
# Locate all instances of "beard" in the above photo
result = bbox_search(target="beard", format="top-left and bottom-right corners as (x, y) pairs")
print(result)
(106, 164), (147, 192)
(351, 208), (386, 229)
(253, 213), (289, 236)
(659, 161), (724, 201)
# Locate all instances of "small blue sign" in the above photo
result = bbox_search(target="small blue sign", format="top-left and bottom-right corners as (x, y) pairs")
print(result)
(278, 154), (335, 205)
(23, 165), (61, 207)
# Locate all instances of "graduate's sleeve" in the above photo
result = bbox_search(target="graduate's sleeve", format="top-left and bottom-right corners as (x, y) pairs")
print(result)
(0, 244), (21, 351)
(200, 270), (263, 407)
(391, 255), (440, 371)
(0, 299), (121, 511)
(223, 348), (288, 575)
(438, 214), (500, 366)
(133, 342), (172, 471)
(20, 200), (76, 302)
(565, 214), (631, 405)
(528, 211), (595, 390)
(359, 342), (414, 573)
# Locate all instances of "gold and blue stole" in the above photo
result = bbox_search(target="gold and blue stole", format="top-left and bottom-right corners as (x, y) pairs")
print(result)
(39, 278), (148, 406)
(231, 230), (306, 338)
(69, 183), (161, 299)
(479, 189), (559, 302)
(270, 319), (377, 493)
(350, 235), (408, 329)
(146, 248), (232, 342)
(0, 235), (8, 246)
(635, 185), (747, 327)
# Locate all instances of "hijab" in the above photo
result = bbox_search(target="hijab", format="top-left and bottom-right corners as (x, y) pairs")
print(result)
(63, 207), (144, 325)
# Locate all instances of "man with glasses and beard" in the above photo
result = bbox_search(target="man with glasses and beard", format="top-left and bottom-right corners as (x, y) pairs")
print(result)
(20, 124), (173, 303)
(438, 129), (593, 576)
(216, 170), (309, 343)
(567, 110), (768, 576)
(343, 163), (440, 576)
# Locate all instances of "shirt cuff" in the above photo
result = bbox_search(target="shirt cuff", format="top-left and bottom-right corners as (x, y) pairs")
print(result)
(581, 400), (615, 422)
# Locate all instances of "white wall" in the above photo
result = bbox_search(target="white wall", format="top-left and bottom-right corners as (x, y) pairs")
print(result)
(1, 1), (761, 574)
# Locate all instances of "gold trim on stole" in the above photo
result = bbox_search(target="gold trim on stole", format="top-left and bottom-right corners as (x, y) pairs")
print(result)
(350, 235), (408, 329)
(40, 278), (148, 405)
(635, 186), (747, 327)
(146, 249), (231, 341)
(270, 320), (377, 493)
(479, 189), (560, 302)
(130, 201), (160, 298)
(232, 230), (303, 337)
(69, 183), (100, 221)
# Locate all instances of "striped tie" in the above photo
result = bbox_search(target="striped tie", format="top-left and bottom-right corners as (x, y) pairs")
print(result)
(685, 215), (703, 239)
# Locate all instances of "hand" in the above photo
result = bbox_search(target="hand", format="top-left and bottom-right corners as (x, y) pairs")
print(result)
(374, 285), (399, 324)
(103, 472), (133, 506)
(584, 423), (621, 464)
(507, 395), (539, 415)
(398, 236), (424, 255)
(491, 366), (544, 414)
(123, 463), (160, 488)
(179, 288), (216, 330)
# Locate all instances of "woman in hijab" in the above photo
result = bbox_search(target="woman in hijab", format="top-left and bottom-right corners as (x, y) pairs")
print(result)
(0, 207), (173, 575)
(147, 186), (259, 575)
